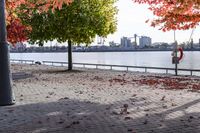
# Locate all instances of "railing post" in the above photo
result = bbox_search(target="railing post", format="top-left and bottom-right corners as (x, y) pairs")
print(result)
(126, 67), (128, 72)
(166, 69), (168, 74)
(96, 65), (98, 69)
(191, 71), (193, 76)
(110, 66), (112, 70)
(145, 68), (147, 73)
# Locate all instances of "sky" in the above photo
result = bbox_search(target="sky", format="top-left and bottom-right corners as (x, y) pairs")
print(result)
(106, 0), (200, 44)
(38, 0), (200, 46)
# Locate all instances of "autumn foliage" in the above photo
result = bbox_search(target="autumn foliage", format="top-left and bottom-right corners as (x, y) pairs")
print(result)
(133, 0), (200, 31)
(108, 75), (200, 92)
(7, 0), (200, 44)
(6, 0), (72, 44)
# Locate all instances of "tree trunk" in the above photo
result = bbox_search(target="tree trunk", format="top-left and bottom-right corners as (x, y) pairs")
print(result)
(68, 40), (72, 70)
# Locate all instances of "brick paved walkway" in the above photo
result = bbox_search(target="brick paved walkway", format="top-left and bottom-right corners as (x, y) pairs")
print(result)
(0, 64), (199, 133)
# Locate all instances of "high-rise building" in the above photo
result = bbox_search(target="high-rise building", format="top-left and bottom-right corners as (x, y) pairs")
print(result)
(121, 37), (132, 48)
(198, 39), (200, 48)
(190, 38), (193, 49)
(139, 36), (152, 48)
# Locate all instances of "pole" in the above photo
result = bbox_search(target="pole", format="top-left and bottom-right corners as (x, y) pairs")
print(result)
(175, 41), (178, 76)
(0, 0), (15, 106)
(174, 31), (178, 76)
(68, 40), (72, 70)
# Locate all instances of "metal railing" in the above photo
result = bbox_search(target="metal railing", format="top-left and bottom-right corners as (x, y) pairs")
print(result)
(42, 61), (200, 76)
(10, 59), (200, 76)
(10, 59), (34, 64)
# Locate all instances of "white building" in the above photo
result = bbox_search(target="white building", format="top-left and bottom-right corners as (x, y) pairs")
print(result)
(139, 36), (152, 48)
(121, 37), (132, 48)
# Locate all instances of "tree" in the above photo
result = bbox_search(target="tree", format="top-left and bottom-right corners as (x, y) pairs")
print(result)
(1, 0), (72, 106)
(6, 0), (72, 44)
(133, 0), (200, 31)
(18, 0), (118, 70)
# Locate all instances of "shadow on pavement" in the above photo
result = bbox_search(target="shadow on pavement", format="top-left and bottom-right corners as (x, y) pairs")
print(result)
(0, 97), (199, 133)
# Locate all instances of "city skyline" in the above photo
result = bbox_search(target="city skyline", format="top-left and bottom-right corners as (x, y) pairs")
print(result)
(107, 0), (200, 44)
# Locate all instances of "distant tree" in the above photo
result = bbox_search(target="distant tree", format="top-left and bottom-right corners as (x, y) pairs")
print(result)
(133, 0), (200, 31)
(18, 0), (118, 70)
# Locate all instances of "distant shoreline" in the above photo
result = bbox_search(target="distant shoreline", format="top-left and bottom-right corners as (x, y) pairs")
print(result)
(10, 49), (200, 53)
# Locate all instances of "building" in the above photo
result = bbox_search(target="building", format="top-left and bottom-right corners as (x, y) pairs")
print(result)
(120, 37), (132, 48)
(139, 36), (152, 48)
(109, 41), (118, 47)
(10, 42), (27, 52)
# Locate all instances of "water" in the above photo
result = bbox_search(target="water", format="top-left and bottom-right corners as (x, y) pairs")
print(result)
(10, 52), (200, 75)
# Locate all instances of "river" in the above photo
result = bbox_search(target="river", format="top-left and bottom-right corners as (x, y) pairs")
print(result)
(10, 51), (200, 69)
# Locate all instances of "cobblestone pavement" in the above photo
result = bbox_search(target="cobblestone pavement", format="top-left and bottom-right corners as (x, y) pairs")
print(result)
(0, 64), (200, 133)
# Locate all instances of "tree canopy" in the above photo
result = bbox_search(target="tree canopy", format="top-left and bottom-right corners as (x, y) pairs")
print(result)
(6, 0), (72, 44)
(133, 0), (200, 31)
(18, 0), (118, 45)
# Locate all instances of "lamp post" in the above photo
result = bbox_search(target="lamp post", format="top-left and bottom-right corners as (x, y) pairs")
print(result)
(174, 31), (178, 76)
(0, 0), (15, 106)
(174, 41), (178, 76)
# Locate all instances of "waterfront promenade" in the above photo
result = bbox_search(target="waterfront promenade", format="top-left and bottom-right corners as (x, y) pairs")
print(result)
(0, 64), (200, 133)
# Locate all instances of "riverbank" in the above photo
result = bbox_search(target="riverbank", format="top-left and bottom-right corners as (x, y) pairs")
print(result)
(10, 49), (200, 53)
(1, 64), (200, 133)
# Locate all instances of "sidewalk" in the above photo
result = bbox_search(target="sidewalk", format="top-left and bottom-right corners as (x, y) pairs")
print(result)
(0, 64), (199, 133)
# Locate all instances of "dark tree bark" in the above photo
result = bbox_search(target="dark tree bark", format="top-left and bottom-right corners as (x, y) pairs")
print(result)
(68, 40), (72, 70)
